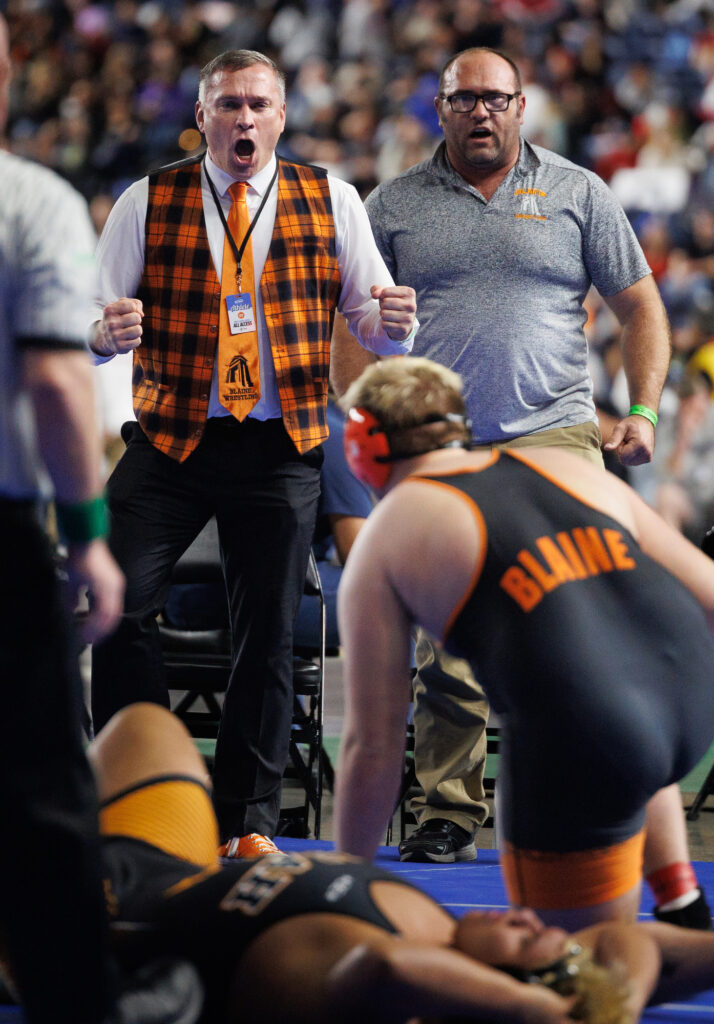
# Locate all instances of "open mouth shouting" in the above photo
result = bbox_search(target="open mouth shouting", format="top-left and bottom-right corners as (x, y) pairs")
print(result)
(470, 127), (492, 141)
(234, 138), (255, 163)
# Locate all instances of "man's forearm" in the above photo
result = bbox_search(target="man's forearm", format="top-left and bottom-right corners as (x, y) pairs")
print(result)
(621, 312), (671, 411)
(24, 349), (105, 503)
(608, 276), (671, 411)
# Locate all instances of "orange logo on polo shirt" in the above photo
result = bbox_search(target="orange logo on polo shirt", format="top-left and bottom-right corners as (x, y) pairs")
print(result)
(500, 525), (636, 612)
(514, 188), (547, 221)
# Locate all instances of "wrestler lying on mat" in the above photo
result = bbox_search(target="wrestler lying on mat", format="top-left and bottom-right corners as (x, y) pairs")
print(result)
(46, 702), (713, 1024)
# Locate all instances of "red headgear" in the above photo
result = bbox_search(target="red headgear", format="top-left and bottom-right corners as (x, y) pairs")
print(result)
(344, 406), (473, 489)
(344, 407), (392, 489)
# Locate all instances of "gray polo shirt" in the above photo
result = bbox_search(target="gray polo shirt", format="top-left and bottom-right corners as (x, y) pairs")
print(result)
(366, 140), (651, 442)
(0, 151), (96, 499)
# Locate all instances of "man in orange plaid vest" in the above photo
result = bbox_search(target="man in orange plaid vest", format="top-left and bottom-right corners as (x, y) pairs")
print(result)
(89, 49), (416, 856)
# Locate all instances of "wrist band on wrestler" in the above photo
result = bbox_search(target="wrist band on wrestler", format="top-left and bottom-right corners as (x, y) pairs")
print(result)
(628, 404), (658, 428)
(55, 495), (108, 544)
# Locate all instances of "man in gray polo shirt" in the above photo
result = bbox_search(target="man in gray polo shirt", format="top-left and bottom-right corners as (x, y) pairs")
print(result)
(332, 47), (677, 881)
(365, 47), (669, 463)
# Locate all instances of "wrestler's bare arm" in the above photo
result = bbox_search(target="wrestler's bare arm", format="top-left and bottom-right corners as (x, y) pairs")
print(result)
(335, 484), (482, 859)
(335, 512), (414, 859)
(637, 921), (714, 1006)
(235, 913), (575, 1024)
(345, 481), (483, 639)
(327, 939), (576, 1024)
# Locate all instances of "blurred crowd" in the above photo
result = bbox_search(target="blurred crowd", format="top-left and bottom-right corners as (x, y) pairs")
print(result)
(5, 0), (714, 539)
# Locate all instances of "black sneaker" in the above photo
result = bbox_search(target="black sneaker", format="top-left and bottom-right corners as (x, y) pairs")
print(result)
(653, 889), (712, 930)
(108, 959), (204, 1024)
(398, 818), (477, 863)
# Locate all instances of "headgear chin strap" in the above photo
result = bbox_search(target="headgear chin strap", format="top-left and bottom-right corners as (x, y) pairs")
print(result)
(344, 406), (472, 490)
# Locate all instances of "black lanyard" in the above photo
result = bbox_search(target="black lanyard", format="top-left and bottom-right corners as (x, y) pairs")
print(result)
(204, 155), (280, 287)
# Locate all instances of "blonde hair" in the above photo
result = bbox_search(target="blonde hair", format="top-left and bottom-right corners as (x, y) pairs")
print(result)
(540, 945), (633, 1024)
(340, 358), (467, 458)
(342, 357), (469, 458)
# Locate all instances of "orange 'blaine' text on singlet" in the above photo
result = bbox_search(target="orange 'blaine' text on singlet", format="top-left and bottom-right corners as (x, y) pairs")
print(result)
(499, 526), (636, 612)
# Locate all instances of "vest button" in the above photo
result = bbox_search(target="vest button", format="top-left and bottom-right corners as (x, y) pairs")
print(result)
(205, 358), (213, 367)
(209, 325), (218, 334)
(200, 392), (208, 400)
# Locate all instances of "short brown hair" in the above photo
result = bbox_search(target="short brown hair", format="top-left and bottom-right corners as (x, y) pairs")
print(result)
(198, 50), (286, 102)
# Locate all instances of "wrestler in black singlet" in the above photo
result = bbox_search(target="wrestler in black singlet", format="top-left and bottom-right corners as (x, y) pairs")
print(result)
(418, 451), (714, 854)
(103, 838), (418, 1015)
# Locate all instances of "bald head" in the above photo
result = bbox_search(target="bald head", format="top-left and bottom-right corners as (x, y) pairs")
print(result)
(438, 47), (521, 97)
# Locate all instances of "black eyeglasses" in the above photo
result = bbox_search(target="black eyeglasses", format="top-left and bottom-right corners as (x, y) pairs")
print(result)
(440, 91), (521, 113)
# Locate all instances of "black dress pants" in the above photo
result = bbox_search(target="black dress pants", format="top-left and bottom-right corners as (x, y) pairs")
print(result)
(91, 418), (321, 839)
(0, 499), (112, 1024)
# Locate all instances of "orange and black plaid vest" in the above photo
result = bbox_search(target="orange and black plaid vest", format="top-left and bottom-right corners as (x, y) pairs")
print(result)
(134, 155), (341, 461)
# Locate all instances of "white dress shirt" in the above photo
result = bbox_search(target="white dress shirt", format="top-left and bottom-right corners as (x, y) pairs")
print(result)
(91, 153), (414, 420)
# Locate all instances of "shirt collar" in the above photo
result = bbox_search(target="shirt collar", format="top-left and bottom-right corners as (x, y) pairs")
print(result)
(515, 139), (541, 175)
(203, 152), (278, 199)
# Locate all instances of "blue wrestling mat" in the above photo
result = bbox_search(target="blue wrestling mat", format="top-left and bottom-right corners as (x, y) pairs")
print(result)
(281, 838), (714, 1024)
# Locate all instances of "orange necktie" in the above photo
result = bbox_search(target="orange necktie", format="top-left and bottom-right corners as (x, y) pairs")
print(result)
(217, 181), (261, 419)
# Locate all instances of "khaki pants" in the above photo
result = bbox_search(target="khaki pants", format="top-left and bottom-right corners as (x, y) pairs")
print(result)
(410, 422), (604, 832)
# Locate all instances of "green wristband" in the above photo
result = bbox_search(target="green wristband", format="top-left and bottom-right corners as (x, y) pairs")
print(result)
(628, 404), (658, 428)
(55, 495), (108, 544)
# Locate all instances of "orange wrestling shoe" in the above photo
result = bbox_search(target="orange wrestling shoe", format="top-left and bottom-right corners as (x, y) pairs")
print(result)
(218, 833), (280, 859)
